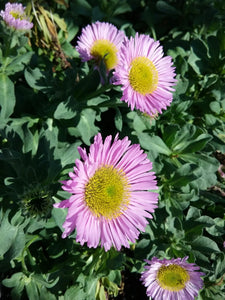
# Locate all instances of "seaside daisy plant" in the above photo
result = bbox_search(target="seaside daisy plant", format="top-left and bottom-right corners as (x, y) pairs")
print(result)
(0, 2), (33, 30)
(141, 257), (205, 300)
(76, 21), (126, 73)
(113, 33), (177, 116)
(54, 133), (158, 251)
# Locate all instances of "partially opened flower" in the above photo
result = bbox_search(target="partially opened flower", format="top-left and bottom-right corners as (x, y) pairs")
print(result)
(76, 21), (126, 72)
(141, 257), (205, 300)
(0, 2), (33, 30)
(113, 33), (177, 116)
(54, 133), (158, 251)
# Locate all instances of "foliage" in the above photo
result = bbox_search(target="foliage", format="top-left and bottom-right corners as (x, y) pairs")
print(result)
(0, 0), (225, 299)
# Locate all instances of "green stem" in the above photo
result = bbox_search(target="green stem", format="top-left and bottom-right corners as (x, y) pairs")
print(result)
(21, 235), (40, 274)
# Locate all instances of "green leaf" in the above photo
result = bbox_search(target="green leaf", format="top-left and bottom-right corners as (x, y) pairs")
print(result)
(114, 107), (123, 131)
(206, 218), (225, 236)
(57, 141), (81, 169)
(52, 205), (68, 233)
(68, 108), (99, 145)
(0, 211), (26, 262)
(96, 284), (106, 300)
(191, 236), (220, 254)
(137, 133), (172, 156)
(181, 134), (212, 153)
(2, 272), (25, 300)
(6, 52), (33, 75)
(167, 163), (197, 187)
(54, 98), (77, 120)
(64, 286), (87, 300)
(0, 74), (16, 120)
(24, 67), (46, 90)
(25, 280), (39, 300)
(156, 1), (181, 16)
(188, 39), (210, 74)
(209, 101), (220, 114)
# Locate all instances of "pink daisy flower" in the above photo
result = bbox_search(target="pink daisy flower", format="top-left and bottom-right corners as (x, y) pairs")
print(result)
(76, 21), (126, 72)
(113, 33), (177, 116)
(0, 2), (33, 30)
(54, 133), (158, 251)
(141, 257), (205, 300)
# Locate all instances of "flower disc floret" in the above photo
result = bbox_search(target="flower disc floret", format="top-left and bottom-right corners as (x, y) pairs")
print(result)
(76, 21), (125, 71)
(90, 39), (118, 70)
(141, 257), (205, 300)
(54, 133), (158, 251)
(157, 264), (190, 292)
(113, 33), (177, 116)
(0, 3), (33, 30)
(85, 165), (130, 219)
(129, 56), (158, 95)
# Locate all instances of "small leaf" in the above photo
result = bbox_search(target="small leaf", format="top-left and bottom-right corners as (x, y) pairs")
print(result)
(209, 101), (220, 114)
(114, 108), (123, 131)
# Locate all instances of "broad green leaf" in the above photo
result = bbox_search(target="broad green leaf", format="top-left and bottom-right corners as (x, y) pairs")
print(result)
(0, 74), (16, 120)
(137, 133), (172, 156)
(181, 134), (212, 153)
(191, 236), (220, 254)
(209, 101), (220, 114)
(64, 286), (87, 300)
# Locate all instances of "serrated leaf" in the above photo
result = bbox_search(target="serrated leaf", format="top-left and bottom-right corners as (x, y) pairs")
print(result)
(54, 100), (77, 119)
(6, 52), (33, 75)
(0, 222), (18, 257)
(74, 108), (99, 145)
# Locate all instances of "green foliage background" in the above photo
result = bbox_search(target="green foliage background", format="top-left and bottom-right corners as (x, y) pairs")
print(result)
(0, 0), (225, 299)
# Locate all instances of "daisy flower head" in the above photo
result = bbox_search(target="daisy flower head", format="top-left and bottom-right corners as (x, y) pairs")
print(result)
(54, 133), (158, 251)
(0, 2), (33, 30)
(141, 257), (205, 300)
(113, 33), (177, 116)
(76, 21), (126, 72)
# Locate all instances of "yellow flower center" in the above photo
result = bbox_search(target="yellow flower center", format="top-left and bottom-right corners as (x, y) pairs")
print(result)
(85, 165), (130, 219)
(90, 39), (118, 70)
(10, 11), (23, 20)
(128, 56), (158, 95)
(157, 264), (190, 292)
